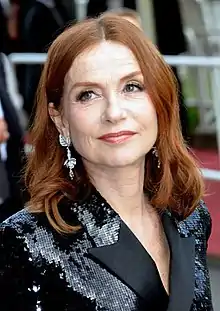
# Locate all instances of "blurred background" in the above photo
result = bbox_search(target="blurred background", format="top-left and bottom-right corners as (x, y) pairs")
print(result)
(0, 0), (219, 308)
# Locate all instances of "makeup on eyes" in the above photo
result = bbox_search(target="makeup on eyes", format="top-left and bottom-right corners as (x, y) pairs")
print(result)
(75, 80), (144, 103)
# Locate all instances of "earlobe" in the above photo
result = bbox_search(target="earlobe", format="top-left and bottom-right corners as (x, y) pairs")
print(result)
(48, 102), (59, 121)
(48, 102), (69, 137)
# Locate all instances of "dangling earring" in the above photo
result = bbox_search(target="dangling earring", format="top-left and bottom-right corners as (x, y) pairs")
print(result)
(59, 134), (76, 180)
(152, 146), (161, 169)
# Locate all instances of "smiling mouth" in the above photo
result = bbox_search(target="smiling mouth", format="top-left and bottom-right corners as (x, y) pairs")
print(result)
(98, 131), (137, 144)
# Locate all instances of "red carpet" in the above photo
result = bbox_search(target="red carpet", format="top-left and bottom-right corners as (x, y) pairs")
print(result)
(193, 149), (220, 257)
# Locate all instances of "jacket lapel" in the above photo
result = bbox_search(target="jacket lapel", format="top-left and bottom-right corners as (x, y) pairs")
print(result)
(162, 213), (195, 311)
(88, 221), (168, 307)
(70, 191), (195, 309)
(75, 192), (167, 306)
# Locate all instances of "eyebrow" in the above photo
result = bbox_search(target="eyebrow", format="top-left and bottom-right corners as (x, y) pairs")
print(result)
(71, 70), (142, 90)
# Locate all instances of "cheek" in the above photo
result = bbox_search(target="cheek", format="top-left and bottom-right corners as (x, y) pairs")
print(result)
(132, 98), (157, 129)
(66, 105), (98, 137)
(148, 105), (158, 125)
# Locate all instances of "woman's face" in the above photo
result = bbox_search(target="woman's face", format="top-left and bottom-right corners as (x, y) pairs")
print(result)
(53, 41), (158, 168)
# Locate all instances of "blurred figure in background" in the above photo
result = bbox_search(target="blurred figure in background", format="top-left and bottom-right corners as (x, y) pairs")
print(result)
(87, 0), (107, 17)
(104, 7), (142, 29)
(4, 0), (34, 125)
(7, 0), (34, 48)
(23, 0), (70, 122)
(152, 0), (189, 141)
(0, 52), (25, 222)
(0, 1), (10, 53)
(87, 0), (136, 17)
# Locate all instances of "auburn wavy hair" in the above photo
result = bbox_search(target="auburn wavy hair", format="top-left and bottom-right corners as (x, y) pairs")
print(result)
(25, 14), (204, 233)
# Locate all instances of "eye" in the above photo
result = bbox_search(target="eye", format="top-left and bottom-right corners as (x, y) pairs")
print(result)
(77, 90), (97, 102)
(124, 82), (143, 93)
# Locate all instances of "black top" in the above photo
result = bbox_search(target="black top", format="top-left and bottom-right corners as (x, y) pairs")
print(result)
(0, 191), (213, 311)
(107, 221), (169, 310)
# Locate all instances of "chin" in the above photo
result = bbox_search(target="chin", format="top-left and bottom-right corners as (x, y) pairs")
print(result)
(103, 153), (144, 168)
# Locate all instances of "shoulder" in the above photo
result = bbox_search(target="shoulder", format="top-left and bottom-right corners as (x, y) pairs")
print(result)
(0, 209), (41, 283)
(0, 206), (85, 252)
(0, 208), (39, 234)
(0, 208), (58, 252)
(0, 209), (56, 309)
(0, 209), (41, 254)
(177, 200), (212, 240)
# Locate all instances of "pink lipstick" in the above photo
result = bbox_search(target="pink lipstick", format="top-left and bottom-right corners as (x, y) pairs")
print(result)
(98, 131), (136, 144)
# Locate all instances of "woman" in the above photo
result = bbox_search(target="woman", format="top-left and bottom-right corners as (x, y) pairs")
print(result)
(0, 15), (213, 310)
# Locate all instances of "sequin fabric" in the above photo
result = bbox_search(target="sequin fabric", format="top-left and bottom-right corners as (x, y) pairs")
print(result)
(177, 201), (213, 311)
(0, 192), (213, 311)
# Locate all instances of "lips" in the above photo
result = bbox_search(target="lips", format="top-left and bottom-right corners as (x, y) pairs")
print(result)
(98, 131), (136, 144)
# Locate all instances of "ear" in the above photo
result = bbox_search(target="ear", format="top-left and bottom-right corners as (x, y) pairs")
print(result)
(48, 102), (69, 137)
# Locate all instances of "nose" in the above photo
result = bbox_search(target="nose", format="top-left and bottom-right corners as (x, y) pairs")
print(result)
(102, 94), (127, 124)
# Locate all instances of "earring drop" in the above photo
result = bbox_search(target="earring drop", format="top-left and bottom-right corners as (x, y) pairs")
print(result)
(152, 146), (161, 169)
(59, 134), (76, 180)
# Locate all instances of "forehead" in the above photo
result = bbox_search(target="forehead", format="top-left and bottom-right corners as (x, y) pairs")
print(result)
(67, 41), (141, 83)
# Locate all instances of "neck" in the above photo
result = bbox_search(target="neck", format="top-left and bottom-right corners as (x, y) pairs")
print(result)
(84, 159), (146, 218)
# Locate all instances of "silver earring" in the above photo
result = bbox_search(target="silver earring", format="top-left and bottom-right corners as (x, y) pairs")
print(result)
(59, 134), (76, 180)
(152, 146), (161, 169)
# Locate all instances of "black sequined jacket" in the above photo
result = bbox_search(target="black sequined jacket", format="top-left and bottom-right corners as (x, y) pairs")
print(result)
(0, 190), (213, 311)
